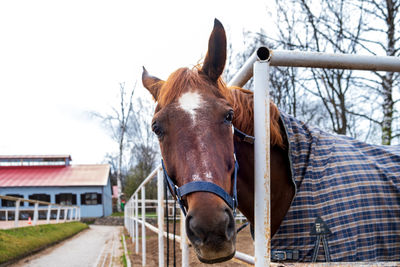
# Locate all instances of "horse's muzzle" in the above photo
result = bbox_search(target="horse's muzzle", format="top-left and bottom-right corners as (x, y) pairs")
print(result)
(186, 204), (236, 263)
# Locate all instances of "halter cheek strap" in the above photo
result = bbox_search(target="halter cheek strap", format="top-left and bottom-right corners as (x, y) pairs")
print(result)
(161, 157), (239, 217)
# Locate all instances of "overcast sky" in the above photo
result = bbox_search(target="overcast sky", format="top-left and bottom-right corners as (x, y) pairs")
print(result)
(0, 0), (274, 164)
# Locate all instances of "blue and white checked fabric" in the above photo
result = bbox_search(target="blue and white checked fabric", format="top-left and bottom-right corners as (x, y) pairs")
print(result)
(271, 111), (400, 262)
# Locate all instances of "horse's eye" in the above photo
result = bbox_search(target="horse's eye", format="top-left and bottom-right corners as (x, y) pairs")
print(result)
(224, 110), (234, 124)
(152, 122), (163, 137)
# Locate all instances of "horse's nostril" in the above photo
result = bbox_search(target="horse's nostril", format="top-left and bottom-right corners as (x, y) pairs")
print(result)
(186, 214), (204, 246)
(224, 208), (235, 240)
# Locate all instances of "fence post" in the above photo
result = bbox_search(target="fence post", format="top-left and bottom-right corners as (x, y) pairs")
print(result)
(56, 206), (61, 223)
(135, 194), (139, 253)
(141, 187), (146, 266)
(47, 204), (51, 224)
(157, 168), (165, 267)
(14, 200), (20, 228)
(33, 202), (39, 226)
(133, 199), (136, 244)
(63, 208), (67, 222)
(253, 48), (271, 267)
(180, 209), (189, 267)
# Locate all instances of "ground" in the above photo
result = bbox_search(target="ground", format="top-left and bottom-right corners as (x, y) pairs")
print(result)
(10, 225), (124, 267)
(126, 222), (254, 267)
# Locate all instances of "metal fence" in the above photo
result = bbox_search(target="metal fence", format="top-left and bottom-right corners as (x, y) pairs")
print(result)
(249, 47), (400, 267)
(0, 195), (80, 228)
(124, 166), (255, 266)
(125, 48), (400, 267)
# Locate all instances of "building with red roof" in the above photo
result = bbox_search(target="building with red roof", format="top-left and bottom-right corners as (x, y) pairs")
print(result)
(0, 155), (112, 218)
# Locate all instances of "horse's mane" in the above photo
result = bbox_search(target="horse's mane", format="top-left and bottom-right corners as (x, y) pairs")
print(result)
(229, 87), (283, 147)
(158, 66), (283, 147)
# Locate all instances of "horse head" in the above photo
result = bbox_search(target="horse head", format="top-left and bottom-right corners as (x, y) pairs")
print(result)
(142, 19), (237, 263)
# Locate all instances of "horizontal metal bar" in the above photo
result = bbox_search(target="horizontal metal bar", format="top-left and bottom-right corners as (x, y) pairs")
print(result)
(131, 216), (182, 243)
(270, 49), (400, 72)
(234, 251), (255, 265)
(228, 50), (258, 87)
(227, 47), (400, 88)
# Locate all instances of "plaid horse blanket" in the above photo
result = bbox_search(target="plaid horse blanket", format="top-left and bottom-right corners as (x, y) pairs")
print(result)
(271, 111), (400, 262)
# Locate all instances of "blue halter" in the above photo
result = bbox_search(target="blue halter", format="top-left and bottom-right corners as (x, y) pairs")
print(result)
(161, 157), (239, 217)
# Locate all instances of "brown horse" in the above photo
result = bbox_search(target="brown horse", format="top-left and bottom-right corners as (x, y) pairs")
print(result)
(142, 19), (294, 263)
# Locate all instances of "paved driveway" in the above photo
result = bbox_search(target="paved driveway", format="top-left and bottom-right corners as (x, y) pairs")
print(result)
(11, 225), (124, 267)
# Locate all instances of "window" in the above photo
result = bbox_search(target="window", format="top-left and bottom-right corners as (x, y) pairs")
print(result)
(1, 194), (23, 207)
(81, 193), (102, 205)
(55, 193), (76, 205)
(28, 194), (50, 206)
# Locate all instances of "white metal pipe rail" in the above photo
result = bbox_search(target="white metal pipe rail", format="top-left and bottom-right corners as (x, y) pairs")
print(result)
(229, 47), (400, 88)
(0, 195), (80, 228)
(249, 47), (400, 267)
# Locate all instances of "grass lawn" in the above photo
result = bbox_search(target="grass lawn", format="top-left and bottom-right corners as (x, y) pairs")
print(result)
(0, 222), (88, 264)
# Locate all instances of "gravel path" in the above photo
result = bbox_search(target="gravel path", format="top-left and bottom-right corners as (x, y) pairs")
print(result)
(11, 225), (124, 267)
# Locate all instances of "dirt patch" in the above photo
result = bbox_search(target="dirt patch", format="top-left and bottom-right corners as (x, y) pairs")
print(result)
(125, 222), (254, 266)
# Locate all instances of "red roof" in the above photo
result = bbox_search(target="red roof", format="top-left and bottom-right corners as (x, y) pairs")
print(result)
(0, 155), (72, 160)
(0, 164), (110, 187)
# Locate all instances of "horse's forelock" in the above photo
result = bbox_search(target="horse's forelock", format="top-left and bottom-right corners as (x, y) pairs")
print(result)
(157, 67), (232, 107)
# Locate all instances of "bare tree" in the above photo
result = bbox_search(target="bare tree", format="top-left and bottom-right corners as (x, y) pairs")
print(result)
(354, 0), (400, 144)
(273, 0), (374, 138)
(124, 95), (159, 199)
(93, 82), (135, 212)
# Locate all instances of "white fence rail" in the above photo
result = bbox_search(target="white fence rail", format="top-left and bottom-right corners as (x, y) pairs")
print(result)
(125, 47), (400, 267)
(0, 195), (80, 228)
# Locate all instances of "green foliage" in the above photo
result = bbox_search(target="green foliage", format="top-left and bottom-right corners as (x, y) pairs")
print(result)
(124, 143), (158, 200)
(0, 222), (88, 264)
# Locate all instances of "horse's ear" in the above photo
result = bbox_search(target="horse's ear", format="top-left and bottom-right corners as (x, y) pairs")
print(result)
(142, 67), (164, 101)
(201, 19), (227, 83)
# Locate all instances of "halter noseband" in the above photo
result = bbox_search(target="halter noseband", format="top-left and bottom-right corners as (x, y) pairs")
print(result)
(161, 127), (253, 217)
(162, 157), (239, 217)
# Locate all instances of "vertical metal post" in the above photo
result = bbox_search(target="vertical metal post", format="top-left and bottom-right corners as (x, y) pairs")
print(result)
(254, 47), (271, 267)
(33, 202), (39, 226)
(46, 205), (51, 224)
(131, 202), (135, 244)
(14, 200), (20, 228)
(141, 187), (146, 266)
(6, 210), (8, 221)
(157, 169), (165, 267)
(56, 207), (61, 223)
(180, 209), (189, 267)
(135, 194), (139, 253)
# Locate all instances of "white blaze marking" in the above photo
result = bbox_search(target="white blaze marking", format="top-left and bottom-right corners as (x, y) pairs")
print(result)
(178, 91), (202, 122)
